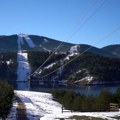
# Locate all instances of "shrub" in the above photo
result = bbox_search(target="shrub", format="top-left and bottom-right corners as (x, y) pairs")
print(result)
(51, 89), (120, 112)
(0, 81), (14, 119)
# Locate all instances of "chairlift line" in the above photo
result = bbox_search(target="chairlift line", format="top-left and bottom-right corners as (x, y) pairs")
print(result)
(36, 26), (120, 79)
(31, 42), (63, 76)
(30, 0), (107, 77)
(63, 0), (107, 42)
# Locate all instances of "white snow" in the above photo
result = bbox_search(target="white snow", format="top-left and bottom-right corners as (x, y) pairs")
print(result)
(76, 70), (82, 74)
(6, 59), (13, 65)
(45, 63), (56, 69)
(17, 35), (31, 81)
(43, 38), (48, 43)
(17, 34), (24, 51)
(15, 91), (62, 120)
(86, 76), (94, 82)
(39, 53), (78, 75)
(75, 76), (94, 84)
(16, 51), (31, 82)
(14, 91), (120, 120)
(39, 45), (51, 52)
(64, 52), (78, 60)
(23, 34), (36, 48)
(69, 45), (80, 54)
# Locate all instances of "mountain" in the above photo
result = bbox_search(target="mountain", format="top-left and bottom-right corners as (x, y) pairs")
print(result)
(102, 45), (120, 57)
(26, 35), (117, 57)
(0, 34), (120, 85)
(28, 35), (74, 52)
(0, 34), (118, 58)
(78, 44), (115, 57)
(0, 34), (74, 53)
(30, 52), (120, 86)
(0, 35), (17, 52)
(0, 34), (119, 59)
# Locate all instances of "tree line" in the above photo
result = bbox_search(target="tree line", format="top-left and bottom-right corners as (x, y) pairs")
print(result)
(0, 52), (17, 81)
(62, 52), (120, 84)
(28, 51), (120, 85)
(0, 81), (14, 119)
(51, 88), (120, 112)
(28, 51), (66, 72)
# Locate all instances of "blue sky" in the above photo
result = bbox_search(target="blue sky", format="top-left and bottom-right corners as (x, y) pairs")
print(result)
(0, 0), (120, 47)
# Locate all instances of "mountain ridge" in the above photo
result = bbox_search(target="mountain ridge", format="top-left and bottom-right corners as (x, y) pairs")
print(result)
(102, 44), (120, 57)
(0, 34), (120, 85)
(0, 34), (119, 58)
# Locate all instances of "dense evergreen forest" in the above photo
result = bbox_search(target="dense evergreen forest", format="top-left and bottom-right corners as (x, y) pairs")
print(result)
(29, 51), (120, 85)
(0, 81), (14, 119)
(0, 53), (15, 118)
(28, 51), (67, 72)
(51, 89), (120, 112)
(0, 52), (17, 81)
(63, 52), (120, 84)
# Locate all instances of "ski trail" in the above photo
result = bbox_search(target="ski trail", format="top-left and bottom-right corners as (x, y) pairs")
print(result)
(16, 91), (62, 120)
(23, 35), (35, 48)
(16, 93), (42, 120)
(15, 91), (120, 120)
(17, 34), (24, 51)
(16, 35), (31, 82)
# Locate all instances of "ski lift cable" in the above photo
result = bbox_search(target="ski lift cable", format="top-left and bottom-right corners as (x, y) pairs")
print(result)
(31, 0), (106, 76)
(30, 0), (107, 76)
(65, 0), (107, 42)
(37, 26), (120, 79)
(30, 0), (98, 76)
(31, 0), (105, 75)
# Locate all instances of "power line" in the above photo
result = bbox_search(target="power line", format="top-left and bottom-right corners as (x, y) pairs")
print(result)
(32, 0), (107, 76)
(62, 0), (107, 42)
(36, 26), (120, 79)
(30, 0), (107, 77)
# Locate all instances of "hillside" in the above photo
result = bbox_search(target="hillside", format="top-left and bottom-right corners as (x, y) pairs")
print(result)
(79, 44), (115, 57)
(0, 34), (118, 58)
(0, 34), (120, 85)
(29, 51), (120, 86)
(0, 52), (17, 81)
(29, 35), (74, 52)
(102, 45), (120, 57)
(0, 34), (74, 53)
(0, 35), (18, 52)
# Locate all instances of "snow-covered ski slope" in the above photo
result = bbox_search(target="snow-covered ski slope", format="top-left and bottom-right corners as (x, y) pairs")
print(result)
(15, 91), (120, 120)
(23, 34), (36, 48)
(16, 35), (32, 81)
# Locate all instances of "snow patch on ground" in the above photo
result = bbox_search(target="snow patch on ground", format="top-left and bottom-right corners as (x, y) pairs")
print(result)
(23, 34), (36, 48)
(45, 63), (56, 69)
(69, 45), (80, 54)
(15, 91), (120, 120)
(74, 76), (94, 85)
(15, 91), (62, 120)
(43, 38), (48, 43)
(64, 52), (78, 60)
(17, 34), (24, 51)
(39, 45), (51, 52)
(75, 76), (94, 83)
